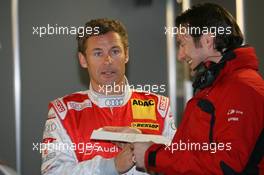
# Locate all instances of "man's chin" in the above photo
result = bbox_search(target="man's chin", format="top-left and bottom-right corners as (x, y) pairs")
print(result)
(99, 80), (121, 89)
(190, 63), (202, 77)
(100, 77), (115, 85)
(190, 70), (196, 77)
(99, 82), (114, 88)
(189, 65), (197, 77)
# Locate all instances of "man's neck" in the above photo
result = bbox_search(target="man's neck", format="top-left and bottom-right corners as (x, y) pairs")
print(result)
(204, 51), (222, 63)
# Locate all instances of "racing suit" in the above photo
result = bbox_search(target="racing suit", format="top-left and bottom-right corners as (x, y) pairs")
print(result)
(144, 47), (264, 174)
(41, 84), (176, 175)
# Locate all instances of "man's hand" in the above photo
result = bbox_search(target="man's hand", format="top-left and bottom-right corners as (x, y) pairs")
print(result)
(114, 144), (135, 174)
(133, 142), (153, 171)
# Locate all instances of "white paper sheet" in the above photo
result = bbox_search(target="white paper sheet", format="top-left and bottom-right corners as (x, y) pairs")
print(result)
(90, 129), (170, 145)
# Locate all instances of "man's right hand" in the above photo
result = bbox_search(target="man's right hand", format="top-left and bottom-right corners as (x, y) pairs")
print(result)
(114, 144), (135, 174)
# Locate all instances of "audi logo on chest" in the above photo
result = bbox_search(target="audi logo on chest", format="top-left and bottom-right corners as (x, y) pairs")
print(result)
(104, 98), (124, 107)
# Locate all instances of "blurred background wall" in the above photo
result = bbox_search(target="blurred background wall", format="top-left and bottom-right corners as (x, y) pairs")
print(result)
(0, 0), (263, 174)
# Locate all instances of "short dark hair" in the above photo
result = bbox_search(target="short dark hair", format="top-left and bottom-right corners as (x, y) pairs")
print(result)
(176, 3), (244, 52)
(77, 18), (128, 55)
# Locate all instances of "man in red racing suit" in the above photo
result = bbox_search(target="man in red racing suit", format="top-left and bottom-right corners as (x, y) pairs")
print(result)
(41, 18), (176, 175)
(41, 83), (175, 175)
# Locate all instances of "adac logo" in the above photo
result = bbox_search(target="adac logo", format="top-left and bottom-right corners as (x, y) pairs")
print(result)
(132, 99), (155, 106)
(131, 99), (156, 120)
(131, 122), (159, 131)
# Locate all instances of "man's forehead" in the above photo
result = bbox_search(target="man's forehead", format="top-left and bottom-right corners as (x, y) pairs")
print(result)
(88, 32), (121, 42)
(86, 32), (123, 49)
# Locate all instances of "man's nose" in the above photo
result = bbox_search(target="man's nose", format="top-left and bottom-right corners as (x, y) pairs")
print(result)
(177, 48), (185, 61)
(104, 55), (113, 65)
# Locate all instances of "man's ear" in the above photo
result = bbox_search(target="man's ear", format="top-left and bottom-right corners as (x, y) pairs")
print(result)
(201, 33), (214, 50)
(125, 47), (129, 63)
(78, 52), (88, 68)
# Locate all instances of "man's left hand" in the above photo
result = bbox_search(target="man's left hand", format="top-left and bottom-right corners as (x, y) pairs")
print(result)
(133, 142), (153, 171)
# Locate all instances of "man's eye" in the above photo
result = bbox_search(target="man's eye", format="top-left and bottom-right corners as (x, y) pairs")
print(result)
(111, 49), (121, 56)
(179, 42), (185, 47)
(177, 40), (184, 48)
(111, 49), (121, 55)
(93, 51), (102, 57)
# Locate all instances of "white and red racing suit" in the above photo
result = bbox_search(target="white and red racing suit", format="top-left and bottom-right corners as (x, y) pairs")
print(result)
(41, 84), (176, 175)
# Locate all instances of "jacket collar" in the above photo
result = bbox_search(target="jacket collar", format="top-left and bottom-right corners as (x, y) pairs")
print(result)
(87, 76), (132, 108)
(195, 46), (259, 96)
(215, 46), (259, 82)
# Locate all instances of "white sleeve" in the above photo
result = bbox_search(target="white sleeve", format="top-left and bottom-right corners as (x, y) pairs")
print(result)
(41, 107), (119, 175)
(161, 106), (177, 142)
(156, 95), (177, 142)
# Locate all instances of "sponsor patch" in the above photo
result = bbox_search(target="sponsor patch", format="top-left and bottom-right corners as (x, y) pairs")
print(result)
(104, 98), (124, 107)
(42, 137), (56, 144)
(131, 122), (159, 130)
(157, 96), (169, 118)
(54, 99), (66, 113)
(131, 99), (156, 120)
(159, 96), (168, 111)
(226, 109), (243, 122)
(83, 142), (119, 155)
(227, 109), (243, 115)
(67, 99), (92, 111)
(45, 122), (57, 133)
(52, 98), (67, 120)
